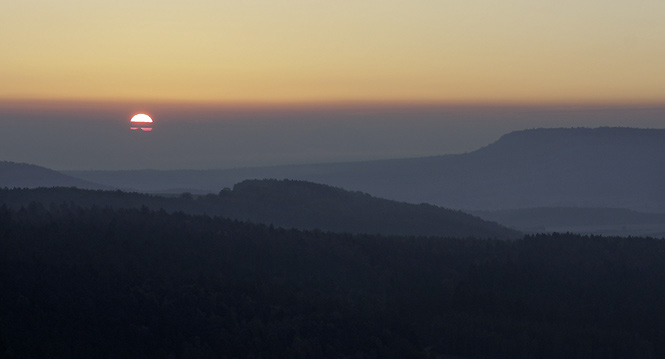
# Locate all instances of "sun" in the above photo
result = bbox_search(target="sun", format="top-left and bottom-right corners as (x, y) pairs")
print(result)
(130, 113), (153, 131)
(130, 114), (153, 123)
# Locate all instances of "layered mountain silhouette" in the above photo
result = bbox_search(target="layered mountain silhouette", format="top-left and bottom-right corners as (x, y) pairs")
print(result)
(0, 180), (519, 239)
(66, 127), (665, 212)
(0, 161), (108, 190)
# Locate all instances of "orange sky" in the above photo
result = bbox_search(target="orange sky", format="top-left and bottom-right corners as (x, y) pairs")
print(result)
(2, 0), (665, 105)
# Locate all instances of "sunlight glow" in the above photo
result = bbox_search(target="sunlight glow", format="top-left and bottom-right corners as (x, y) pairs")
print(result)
(130, 114), (153, 123)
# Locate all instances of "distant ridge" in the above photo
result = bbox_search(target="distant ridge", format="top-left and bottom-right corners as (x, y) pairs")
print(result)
(0, 161), (109, 190)
(65, 127), (665, 212)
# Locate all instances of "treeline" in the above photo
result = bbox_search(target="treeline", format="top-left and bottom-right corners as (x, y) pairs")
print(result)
(0, 183), (519, 239)
(2, 203), (665, 358)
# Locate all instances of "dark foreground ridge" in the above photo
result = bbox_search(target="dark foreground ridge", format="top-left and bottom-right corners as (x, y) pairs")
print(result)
(0, 180), (519, 239)
(1, 203), (665, 358)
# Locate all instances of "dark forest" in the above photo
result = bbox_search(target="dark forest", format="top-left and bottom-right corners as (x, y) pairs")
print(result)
(2, 200), (665, 358)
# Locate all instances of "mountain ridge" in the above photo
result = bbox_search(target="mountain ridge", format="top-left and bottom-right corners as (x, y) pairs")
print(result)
(64, 127), (665, 212)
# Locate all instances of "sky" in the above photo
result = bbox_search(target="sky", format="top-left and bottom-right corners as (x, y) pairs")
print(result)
(3, 0), (665, 104)
(1, 1), (665, 170)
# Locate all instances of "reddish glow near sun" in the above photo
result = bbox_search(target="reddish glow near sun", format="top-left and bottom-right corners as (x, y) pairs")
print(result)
(130, 113), (153, 131)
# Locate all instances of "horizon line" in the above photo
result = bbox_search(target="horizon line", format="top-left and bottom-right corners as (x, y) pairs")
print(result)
(2, 97), (665, 110)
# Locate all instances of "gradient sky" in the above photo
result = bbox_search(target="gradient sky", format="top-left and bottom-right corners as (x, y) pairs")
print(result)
(3, 1), (665, 171)
(3, 0), (665, 104)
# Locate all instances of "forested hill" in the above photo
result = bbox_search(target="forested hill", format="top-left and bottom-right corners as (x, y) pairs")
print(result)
(0, 180), (520, 239)
(0, 161), (108, 190)
(65, 127), (665, 212)
(2, 203), (665, 358)
(222, 180), (519, 238)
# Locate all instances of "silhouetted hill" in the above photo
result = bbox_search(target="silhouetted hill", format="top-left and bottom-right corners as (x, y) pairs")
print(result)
(0, 180), (520, 239)
(65, 127), (665, 212)
(220, 179), (519, 238)
(473, 207), (665, 237)
(0, 161), (108, 190)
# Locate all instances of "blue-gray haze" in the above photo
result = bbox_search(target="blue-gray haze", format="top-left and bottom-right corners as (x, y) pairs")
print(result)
(1, 104), (664, 170)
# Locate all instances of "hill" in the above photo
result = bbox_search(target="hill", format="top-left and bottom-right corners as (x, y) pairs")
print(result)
(219, 179), (519, 238)
(0, 161), (108, 190)
(0, 180), (520, 239)
(65, 127), (665, 212)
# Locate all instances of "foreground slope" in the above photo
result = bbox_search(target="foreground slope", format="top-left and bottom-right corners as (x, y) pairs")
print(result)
(66, 127), (665, 212)
(0, 161), (108, 190)
(2, 204), (665, 358)
(0, 180), (519, 239)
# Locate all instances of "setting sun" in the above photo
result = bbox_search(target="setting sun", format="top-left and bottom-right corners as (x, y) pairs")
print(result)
(130, 113), (153, 131)
(130, 114), (153, 123)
